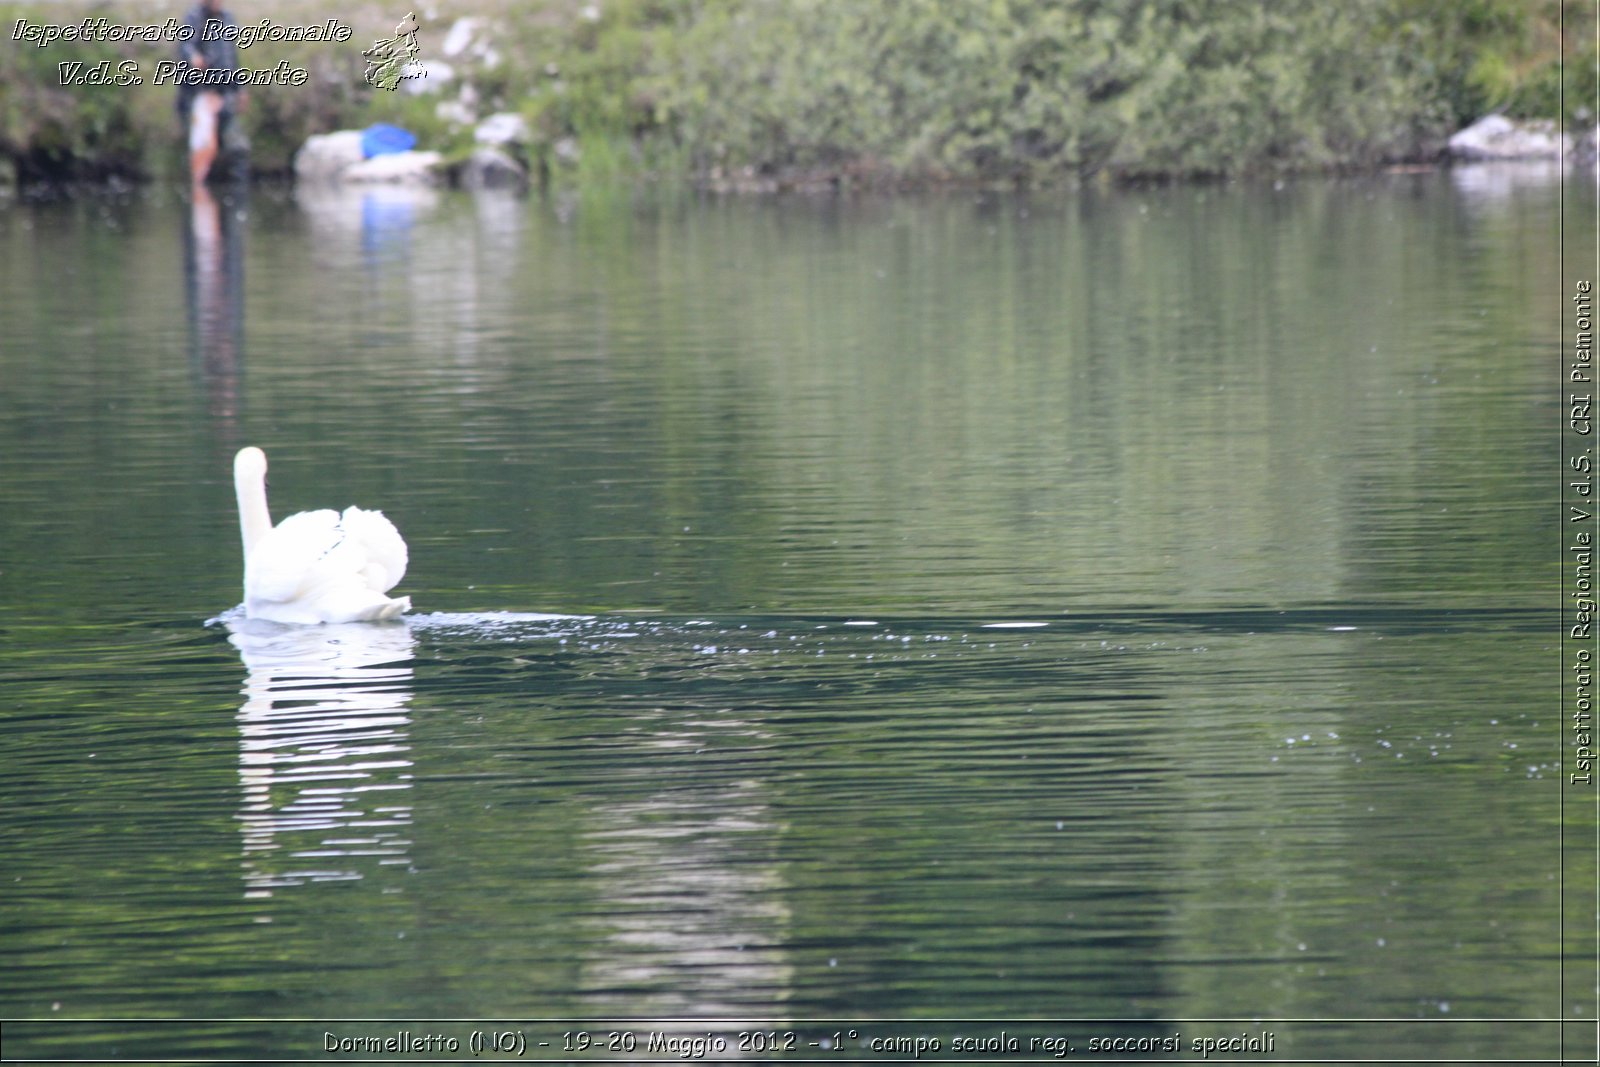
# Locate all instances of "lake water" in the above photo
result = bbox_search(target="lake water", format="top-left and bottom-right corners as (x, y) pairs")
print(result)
(0, 167), (1590, 1062)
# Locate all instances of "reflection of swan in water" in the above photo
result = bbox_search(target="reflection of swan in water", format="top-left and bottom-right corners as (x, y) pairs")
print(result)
(227, 617), (417, 897)
(233, 446), (411, 624)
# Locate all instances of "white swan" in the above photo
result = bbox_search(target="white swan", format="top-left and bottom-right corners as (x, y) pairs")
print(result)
(233, 446), (411, 624)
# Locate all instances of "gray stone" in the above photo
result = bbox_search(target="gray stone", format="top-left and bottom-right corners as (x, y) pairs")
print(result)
(460, 147), (528, 189)
(1572, 124), (1600, 166)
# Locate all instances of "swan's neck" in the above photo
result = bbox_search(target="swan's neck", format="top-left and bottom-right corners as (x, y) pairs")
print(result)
(235, 464), (273, 563)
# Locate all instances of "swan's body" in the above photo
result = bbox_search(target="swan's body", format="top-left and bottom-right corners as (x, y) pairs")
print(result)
(233, 446), (411, 624)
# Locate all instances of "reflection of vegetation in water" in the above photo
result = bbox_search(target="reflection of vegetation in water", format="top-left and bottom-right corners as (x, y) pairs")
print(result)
(1, 0), (1594, 183)
(0, 176), (1564, 620)
(195, 177), (1550, 616)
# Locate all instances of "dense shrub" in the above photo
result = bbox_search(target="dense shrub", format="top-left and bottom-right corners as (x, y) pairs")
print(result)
(647, 0), (1460, 182)
(1389, 0), (1597, 126)
(0, 6), (156, 181)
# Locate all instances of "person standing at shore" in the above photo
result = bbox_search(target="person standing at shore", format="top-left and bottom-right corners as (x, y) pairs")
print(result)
(176, 0), (246, 186)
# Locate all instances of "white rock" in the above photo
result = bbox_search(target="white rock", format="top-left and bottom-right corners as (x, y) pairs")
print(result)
(1449, 114), (1568, 161)
(441, 16), (484, 57)
(475, 112), (530, 147)
(342, 150), (447, 185)
(400, 58), (454, 95)
(293, 130), (366, 180)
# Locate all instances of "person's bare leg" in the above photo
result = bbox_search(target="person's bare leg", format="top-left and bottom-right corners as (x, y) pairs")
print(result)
(189, 92), (221, 187)
(190, 141), (217, 186)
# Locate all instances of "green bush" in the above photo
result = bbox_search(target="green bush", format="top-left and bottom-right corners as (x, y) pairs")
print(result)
(649, 0), (1452, 181)
(0, 4), (159, 180)
(1390, 0), (1597, 126)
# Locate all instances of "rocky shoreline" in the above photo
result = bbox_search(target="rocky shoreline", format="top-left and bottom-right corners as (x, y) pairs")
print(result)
(2, 3), (1595, 195)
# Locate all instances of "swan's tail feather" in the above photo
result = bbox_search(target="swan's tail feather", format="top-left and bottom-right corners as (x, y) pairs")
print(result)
(345, 592), (411, 623)
(341, 507), (408, 592)
(372, 595), (412, 621)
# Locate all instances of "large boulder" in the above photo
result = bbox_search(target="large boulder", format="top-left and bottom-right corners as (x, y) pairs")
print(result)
(1448, 115), (1567, 162)
(459, 146), (527, 189)
(293, 130), (365, 181)
(1572, 124), (1600, 166)
(294, 130), (446, 185)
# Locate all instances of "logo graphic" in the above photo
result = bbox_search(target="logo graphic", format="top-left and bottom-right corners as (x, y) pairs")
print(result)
(363, 12), (423, 90)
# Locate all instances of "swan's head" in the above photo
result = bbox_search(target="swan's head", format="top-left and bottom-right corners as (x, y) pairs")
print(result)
(234, 446), (268, 483)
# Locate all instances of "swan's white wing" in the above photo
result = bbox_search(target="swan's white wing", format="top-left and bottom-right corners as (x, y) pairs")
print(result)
(339, 506), (408, 593)
(246, 508), (347, 604)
